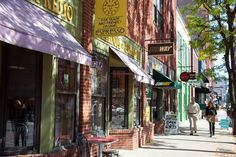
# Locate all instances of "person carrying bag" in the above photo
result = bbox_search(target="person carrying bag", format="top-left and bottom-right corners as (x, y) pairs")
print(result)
(205, 100), (217, 137)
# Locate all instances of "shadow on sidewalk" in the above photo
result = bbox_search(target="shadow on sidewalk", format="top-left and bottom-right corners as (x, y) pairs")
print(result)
(153, 136), (235, 145)
(141, 145), (236, 155)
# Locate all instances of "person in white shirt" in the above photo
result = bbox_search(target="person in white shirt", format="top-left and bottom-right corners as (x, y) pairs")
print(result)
(187, 97), (200, 135)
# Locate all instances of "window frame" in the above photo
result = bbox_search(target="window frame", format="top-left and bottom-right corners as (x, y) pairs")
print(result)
(91, 52), (108, 135)
(54, 58), (78, 146)
(110, 67), (129, 129)
(153, 0), (163, 30)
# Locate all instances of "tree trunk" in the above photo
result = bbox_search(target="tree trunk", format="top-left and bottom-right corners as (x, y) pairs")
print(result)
(224, 38), (236, 134)
(230, 76), (236, 135)
(226, 36), (236, 134)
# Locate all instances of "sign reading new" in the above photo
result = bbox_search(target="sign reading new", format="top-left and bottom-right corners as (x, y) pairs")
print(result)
(94, 0), (127, 37)
(148, 42), (174, 56)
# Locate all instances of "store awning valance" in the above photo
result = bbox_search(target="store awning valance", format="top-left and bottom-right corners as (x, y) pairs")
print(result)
(195, 86), (211, 93)
(153, 70), (179, 89)
(200, 73), (209, 83)
(0, 0), (91, 65)
(110, 47), (154, 85)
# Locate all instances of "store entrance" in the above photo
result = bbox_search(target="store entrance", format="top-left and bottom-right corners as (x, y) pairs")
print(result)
(0, 43), (41, 155)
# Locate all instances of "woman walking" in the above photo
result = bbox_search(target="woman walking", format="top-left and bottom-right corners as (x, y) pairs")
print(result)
(205, 100), (217, 137)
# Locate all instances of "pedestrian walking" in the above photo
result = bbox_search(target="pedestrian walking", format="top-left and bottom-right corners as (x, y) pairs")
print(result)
(187, 97), (200, 135)
(205, 100), (217, 137)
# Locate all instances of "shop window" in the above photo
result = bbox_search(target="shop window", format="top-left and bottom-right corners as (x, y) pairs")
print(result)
(152, 90), (157, 122)
(55, 59), (77, 145)
(153, 0), (163, 30)
(177, 33), (183, 65)
(1, 44), (41, 154)
(133, 81), (141, 127)
(91, 53), (108, 135)
(110, 68), (128, 129)
(146, 85), (152, 122)
(152, 89), (165, 121)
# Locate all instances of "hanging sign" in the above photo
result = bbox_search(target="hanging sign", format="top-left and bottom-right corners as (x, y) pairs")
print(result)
(180, 72), (189, 82)
(180, 72), (196, 82)
(94, 0), (127, 37)
(188, 72), (196, 80)
(148, 42), (174, 56)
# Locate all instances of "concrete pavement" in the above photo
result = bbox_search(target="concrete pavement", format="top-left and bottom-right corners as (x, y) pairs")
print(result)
(118, 110), (236, 157)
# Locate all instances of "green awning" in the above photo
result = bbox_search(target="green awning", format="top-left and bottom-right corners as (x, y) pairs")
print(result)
(153, 70), (173, 84)
(152, 70), (180, 89)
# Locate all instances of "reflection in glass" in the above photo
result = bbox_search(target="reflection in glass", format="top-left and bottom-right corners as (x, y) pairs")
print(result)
(6, 99), (35, 148)
(91, 53), (108, 134)
(111, 69), (127, 129)
(55, 94), (75, 142)
(4, 46), (37, 150)
(91, 97), (105, 133)
(55, 59), (77, 144)
(133, 81), (141, 127)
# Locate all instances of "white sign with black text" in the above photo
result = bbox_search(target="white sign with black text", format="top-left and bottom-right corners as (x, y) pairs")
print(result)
(164, 113), (178, 134)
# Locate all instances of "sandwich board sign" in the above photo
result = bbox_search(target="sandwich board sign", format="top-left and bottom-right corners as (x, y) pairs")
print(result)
(164, 113), (178, 134)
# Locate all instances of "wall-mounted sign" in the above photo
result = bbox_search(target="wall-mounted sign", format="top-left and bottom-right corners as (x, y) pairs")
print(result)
(27, 0), (77, 25)
(148, 42), (174, 56)
(101, 36), (142, 61)
(94, 0), (127, 37)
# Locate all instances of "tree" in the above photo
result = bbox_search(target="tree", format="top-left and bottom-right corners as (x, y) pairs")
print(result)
(181, 0), (236, 134)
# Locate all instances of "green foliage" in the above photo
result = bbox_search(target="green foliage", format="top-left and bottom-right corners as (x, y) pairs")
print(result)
(180, 0), (236, 61)
(197, 67), (228, 82)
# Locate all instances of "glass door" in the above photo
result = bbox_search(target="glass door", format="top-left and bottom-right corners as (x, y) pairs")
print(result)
(0, 43), (41, 155)
(110, 68), (128, 129)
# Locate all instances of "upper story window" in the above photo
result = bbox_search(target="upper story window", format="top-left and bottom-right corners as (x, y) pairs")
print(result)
(153, 0), (163, 30)
(170, 13), (174, 41)
(177, 32), (182, 64)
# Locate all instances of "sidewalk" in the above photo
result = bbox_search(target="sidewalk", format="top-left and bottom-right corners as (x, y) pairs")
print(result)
(118, 118), (236, 157)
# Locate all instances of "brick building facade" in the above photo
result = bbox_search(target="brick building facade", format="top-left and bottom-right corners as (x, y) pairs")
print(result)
(0, 0), (177, 156)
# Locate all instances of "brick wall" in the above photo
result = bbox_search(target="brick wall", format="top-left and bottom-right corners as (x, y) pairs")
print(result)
(109, 129), (139, 150)
(109, 123), (154, 150)
(79, 0), (93, 135)
(79, 0), (96, 156)
(141, 123), (155, 146)
(8, 146), (79, 157)
(154, 120), (165, 134)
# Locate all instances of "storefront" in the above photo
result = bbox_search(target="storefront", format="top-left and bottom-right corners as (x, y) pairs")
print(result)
(149, 57), (177, 134)
(0, 0), (91, 156)
(92, 36), (154, 149)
